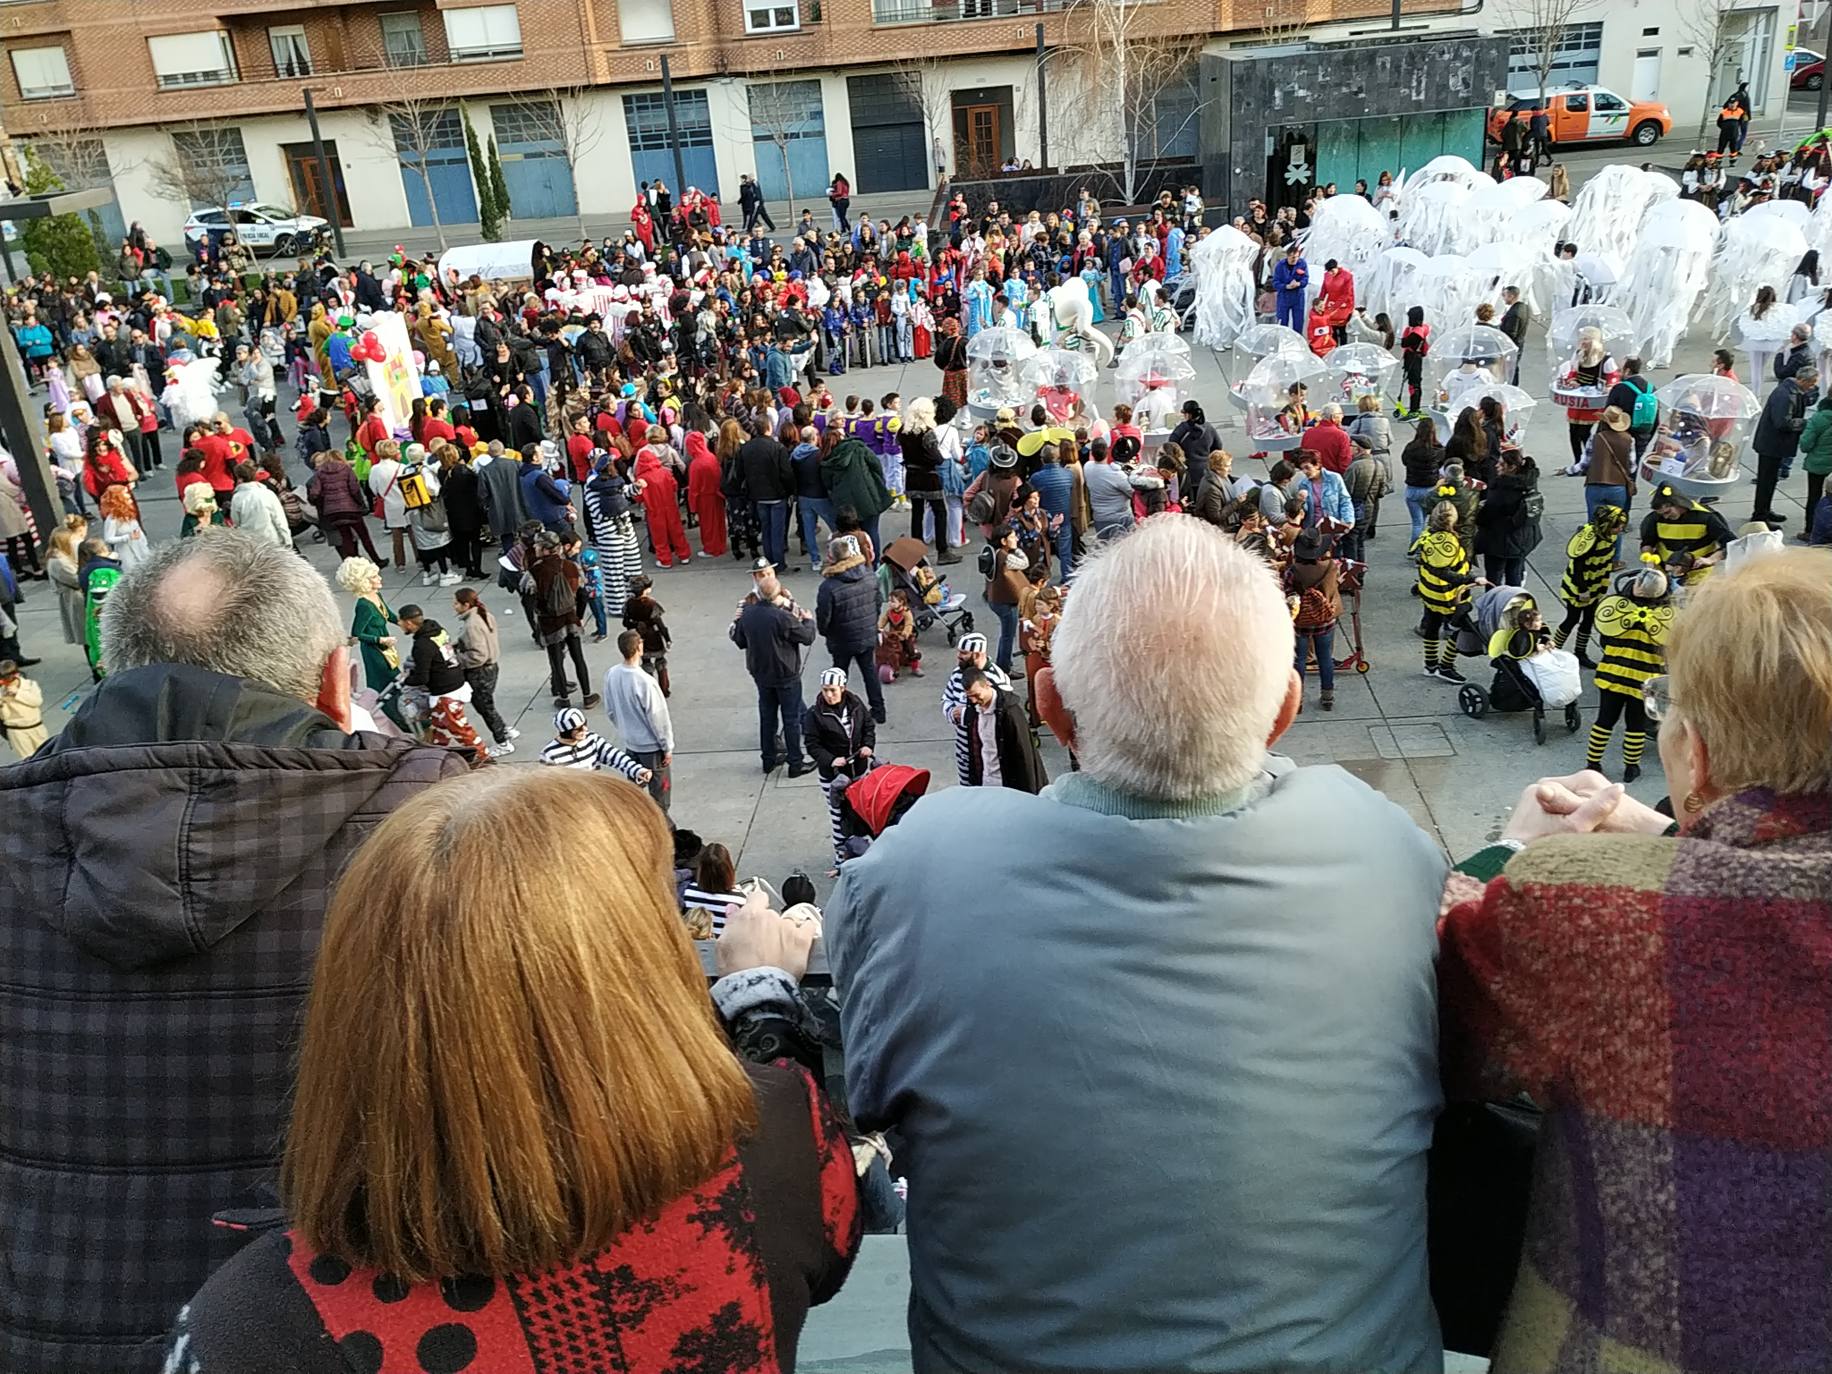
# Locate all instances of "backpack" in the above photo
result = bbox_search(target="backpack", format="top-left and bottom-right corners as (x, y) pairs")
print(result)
(399, 468), (432, 510)
(1292, 584), (1334, 630)
(977, 542), (997, 579)
(966, 489), (997, 524)
(541, 566), (575, 620)
(1522, 489), (1545, 524)
(1625, 376), (1657, 430)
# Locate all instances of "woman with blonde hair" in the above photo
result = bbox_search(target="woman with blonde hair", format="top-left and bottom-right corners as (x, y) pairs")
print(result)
(334, 555), (398, 696)
(1439, 548), (1832, 1374)
(45, 514), (87, 643)
(899, 395), (955, 561)
(168, 769), (861, 1368)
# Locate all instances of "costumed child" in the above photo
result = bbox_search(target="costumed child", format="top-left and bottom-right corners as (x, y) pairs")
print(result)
(875, 587), (923, 681)
(1585, 562), (1674, 783)
(1553, 504), (1627, 668)
(1398, 306), (1430, 419)
(621, 573), (673, 697)
(1411, 500), (1480, 684)
(97, 482), (150, 571)
(1019, 582), (1063, 727)
(539, 705), (655, 782)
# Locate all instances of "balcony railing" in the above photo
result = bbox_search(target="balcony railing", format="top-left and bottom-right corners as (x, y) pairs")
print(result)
(872, 0), (1067, 22)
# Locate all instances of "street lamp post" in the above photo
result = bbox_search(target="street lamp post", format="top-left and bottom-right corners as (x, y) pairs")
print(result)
(302, 88), (347, 258)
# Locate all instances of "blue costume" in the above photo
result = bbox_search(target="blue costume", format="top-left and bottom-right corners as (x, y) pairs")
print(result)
(964, 279), (996, 338)
(1272, 254), (1309, 331)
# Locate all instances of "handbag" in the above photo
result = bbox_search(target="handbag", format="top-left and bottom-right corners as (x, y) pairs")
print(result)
(1427, 1098), (1540, 1357)
(370, 466), (398, 521)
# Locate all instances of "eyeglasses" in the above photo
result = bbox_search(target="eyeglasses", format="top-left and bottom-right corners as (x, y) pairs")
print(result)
(1641, 674), (1676, 722)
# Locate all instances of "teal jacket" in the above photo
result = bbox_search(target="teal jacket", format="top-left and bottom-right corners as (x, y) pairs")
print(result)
(829, 757), (1448, 1374)
(1799, 400), (1832, 477)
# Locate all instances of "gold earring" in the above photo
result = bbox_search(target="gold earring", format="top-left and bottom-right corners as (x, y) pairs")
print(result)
(1683, 791), (1707, 814)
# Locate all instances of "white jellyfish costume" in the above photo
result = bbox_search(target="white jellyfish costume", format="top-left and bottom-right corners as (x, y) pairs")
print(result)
(1397, 179), (1481, 257)
(1114, 334), (1197, 433)
(1615, 199), (1719, 369)
(1565, 165), (1679, 271)
(1463, 175), (1550, 249)
(963, 325), (1037, 420)
(1703, 212), (1808, 354)
(1296, 194), (1390, 313)
(1391, 156), (1489, 231)
(1413, 256), (1496, 337)
(1806, 188), (1832, 267)
(1234, 322), (1309, 362)
(1645, 374), (1762, 498)
(1427, 324), (1519, 422)
(1465, 241), (1541, 319)
(1187, 225), (1260, 351)
(1363, 245), (1431, 325)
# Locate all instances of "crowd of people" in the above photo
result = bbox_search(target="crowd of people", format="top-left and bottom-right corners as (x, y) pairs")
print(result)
(1, 142), (1831, 1374)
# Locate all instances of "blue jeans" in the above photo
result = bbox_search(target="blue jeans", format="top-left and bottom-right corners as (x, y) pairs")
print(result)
(1051, 517), (1074, 583)
(1405, 485), (1436, 542)
(530, 361), (550, 410)
(757, 676), (806, 769)
(1296, 624), (1335, 690)
(1586, 483), (1629, 559)
(798, 495), (836, 561)
(758, 499), (790, 567)
(988, 598), (1019, 674)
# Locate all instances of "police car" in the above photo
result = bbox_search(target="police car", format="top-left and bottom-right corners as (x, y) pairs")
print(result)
(182, 202), (331, 259)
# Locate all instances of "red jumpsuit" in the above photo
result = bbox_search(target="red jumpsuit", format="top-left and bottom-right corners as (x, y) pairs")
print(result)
(684, 432), (728, 557)
(635, 446), (692, 566)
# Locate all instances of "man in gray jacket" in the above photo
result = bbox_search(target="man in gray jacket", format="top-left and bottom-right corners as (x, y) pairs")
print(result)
(828, 517), (1447, 1374)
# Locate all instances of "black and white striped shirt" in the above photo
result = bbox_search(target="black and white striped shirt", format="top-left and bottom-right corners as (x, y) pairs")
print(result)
(538, 732), (648, 782)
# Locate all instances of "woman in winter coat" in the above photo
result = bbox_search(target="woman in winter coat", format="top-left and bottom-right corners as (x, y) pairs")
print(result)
(1474, 450), (1543, 588)
(451, 586), (515, 755)
(684, 429), (728, 557)
(437, 445), (487, 579)
(1399, 419), (1446, 543)
(898, 397), (952, 559)
(1191, 449), (1243, 527)
(803, 668), (877, 869)
(306, 451), (383, 562)
(1168, 401), (1224, 463)
(1798, 393), (1832, 536)
(46, 516), (86, 642)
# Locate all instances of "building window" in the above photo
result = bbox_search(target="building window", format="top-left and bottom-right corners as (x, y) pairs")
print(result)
(380, 12), (429, 67)
(443, 4), (523, 61)
(268, 25), (311, 77)
(1506, 21), (1603, 90)
(170, 127), (254, 208)
(10, 45), (74, 100)
(744, 0), (799, 33)
(620, 0), (676, 44)
(148, 30), (239, 90)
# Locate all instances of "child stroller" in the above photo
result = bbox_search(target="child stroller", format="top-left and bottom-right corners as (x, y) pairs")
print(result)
(1450, 586), (1584, 745)
(838, 764), (931, 861)
(880, 536), (974, 646)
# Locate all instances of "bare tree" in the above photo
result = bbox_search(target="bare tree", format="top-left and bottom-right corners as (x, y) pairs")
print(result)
(366, 97), (459, 250)
(1059, 0), (1211, 204)
(500, 88), (606, 240)
(1496, 0), (1603, 107)
(1255, 0), (1312, 45)
(143, 121), (252, 212)
(1682, 0), (1745, 142)
(16, 119), (113, 194)
(894, 55), (955, 185)
(747, 80), (822, 220)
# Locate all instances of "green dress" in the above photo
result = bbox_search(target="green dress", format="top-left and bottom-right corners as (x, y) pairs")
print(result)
(350, 596), (399, 691)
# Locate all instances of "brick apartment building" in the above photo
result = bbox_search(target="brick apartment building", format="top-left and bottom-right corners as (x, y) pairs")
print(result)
(0, 0), (1765, 252)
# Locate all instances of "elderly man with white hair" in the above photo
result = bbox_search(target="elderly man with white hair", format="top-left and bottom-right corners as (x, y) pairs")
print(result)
(828, 517), (1448, 1374)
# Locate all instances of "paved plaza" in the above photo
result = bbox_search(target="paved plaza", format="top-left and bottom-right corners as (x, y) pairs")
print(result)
(8, 311), (1790, 896)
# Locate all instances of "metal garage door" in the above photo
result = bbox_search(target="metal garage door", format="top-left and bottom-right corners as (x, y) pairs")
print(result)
(393, 110), (477, 228)
(749, 81), (828, 208)
(848, 74), (928, 193)
(490, 101), (578, 220)
(625, 90), (719, 198)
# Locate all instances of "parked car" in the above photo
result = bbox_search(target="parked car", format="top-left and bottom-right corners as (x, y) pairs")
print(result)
(1791, 49), (1827, 90)
(1488, 84), (1673, 149)
(182, 203), (330, 259)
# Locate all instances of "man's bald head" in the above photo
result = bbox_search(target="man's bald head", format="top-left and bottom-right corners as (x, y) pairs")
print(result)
(101, 532), (344, 703)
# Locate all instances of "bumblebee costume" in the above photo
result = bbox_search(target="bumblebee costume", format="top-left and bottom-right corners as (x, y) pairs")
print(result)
(1410, 524), (1477, 679)
(1639, 485), (1732, 586)
(1554, 505), (1627, 666)
(1584, 566), (1675, 781)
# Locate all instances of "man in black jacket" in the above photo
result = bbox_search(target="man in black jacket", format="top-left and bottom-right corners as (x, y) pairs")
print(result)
(505, 383), (545, 456)
(961, 668), (1048, 793)
(730, 561), (816, 775)
(92, 319), (132, 379)
(1498, 287), (1530, 384)
(576, 313), (617, 379)
(804, 666), (875, 868)
(1753, 364), (1820, 526)
(739, 422), (797, 572)
(1775, 323), (1814, 383)
(739, 171), (776, 233)
(0, 533), (465, 1374)
(815, 535), (886, 722)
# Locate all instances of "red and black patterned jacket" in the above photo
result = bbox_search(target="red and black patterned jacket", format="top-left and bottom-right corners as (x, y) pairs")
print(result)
(165, 1063), (861, 1374)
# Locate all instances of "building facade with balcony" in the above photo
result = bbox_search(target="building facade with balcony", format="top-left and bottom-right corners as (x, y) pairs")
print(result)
(0, 0), (1782, 254)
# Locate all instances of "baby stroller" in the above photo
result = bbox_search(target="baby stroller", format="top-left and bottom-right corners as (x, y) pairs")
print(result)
(1450, 586), (1584, 745)
(838, 764), (931, 861)
(880, 537), (974, 646)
